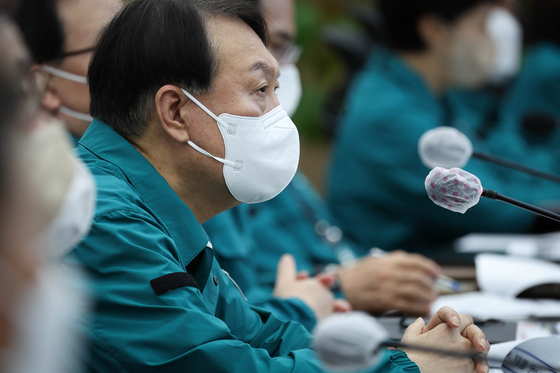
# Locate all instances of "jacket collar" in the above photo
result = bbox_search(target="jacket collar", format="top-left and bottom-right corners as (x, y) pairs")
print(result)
(79, 119), (210, 265)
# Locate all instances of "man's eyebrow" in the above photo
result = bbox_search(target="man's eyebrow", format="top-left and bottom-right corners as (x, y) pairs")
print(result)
(250, 61), (276, 78)
(276, 31), (294, 43)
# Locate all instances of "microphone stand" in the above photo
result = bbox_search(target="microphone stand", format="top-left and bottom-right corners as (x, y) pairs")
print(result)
(383, 341), (484, 360)
(473, 151), (560, 184)
(482, 189), (560, 223)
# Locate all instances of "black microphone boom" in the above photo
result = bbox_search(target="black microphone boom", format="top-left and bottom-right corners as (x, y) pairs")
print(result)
(381, 341), (484, 360)
(482, 189), (560, 223)
(473, 151), (560, 184)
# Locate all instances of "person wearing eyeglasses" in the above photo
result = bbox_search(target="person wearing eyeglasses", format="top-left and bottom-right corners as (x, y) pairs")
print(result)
(15, 0), (122, 144)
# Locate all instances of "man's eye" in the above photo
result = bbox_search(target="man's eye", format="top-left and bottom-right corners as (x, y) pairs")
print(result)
(258, 86), (268, 93)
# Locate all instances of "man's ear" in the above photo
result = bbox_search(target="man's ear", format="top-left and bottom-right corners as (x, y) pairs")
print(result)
(155, 85), (191, 143)
(418, 14), (449, 51)
(29, 65), (60, 114)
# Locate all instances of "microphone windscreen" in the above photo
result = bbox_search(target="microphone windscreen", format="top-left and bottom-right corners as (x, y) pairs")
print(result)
(313, 312), (389, 372)
(418, 127), (473, 169)
(425, 167), (483, 214)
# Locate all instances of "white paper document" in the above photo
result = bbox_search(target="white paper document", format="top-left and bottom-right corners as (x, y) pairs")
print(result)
(456, 233), (560, 260)
(476, 254), (560, 297)
(432, 292), (560, 320)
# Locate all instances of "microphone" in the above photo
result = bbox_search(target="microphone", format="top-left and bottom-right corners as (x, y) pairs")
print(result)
(314, 312), (558, 373)
(418, 127), (560, 184)
(313, 312), (389, 372)
(426, 167), (560, 223)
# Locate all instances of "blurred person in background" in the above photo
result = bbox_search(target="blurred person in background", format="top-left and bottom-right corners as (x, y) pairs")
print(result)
(0, 9), (95, 372)
(14, 0), (122, 145)
(204, 0), (442, 322)
(493, 0), (560, 169)
(327, 0), (560, 262)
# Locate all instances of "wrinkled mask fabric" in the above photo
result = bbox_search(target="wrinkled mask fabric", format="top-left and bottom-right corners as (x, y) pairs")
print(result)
(182, 89), (300, 204)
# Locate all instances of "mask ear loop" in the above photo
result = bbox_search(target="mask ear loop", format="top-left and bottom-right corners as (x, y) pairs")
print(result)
(186, 140), (237, 168)
(42, 66), (88, 84)
(181, 89), (238, 169)
(181, 89), (232, 132)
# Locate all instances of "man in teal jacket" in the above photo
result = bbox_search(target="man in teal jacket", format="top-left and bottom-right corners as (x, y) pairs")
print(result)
(204, 0), (443, 327)
(63, 0), (490, 372)
(328, 0), (560, 260)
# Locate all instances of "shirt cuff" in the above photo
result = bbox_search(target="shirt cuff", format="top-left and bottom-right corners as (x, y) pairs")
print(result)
(390, 349), (421, 373)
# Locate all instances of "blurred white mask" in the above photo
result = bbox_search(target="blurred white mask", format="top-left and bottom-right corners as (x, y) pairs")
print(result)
(486, 7), (523, 84)
(276, 64), (302, 117)
(448, 29), (496, 88)
(23, 120), (96, 258)
(1, 263), (89, 373)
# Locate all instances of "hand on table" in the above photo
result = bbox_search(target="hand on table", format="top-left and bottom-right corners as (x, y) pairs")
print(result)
(401, 307), (490, 373)
(273, 254), (351, 321)
(337, 251), (441, 316)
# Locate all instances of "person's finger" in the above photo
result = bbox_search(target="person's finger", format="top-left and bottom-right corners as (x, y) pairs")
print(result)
(423, 306), (460, 333)
(296, 270), (310, 280)
(392, 298), (432, 317)
(333, 299), (352, 313)
(392, 281), (437, 303)
(315, 273), (336, 289)
(401, 317), (425, 340)
(399, 271), (435, 291)
(275, 254), (297, 285)
(457, 313), (475, 336)
(400, 254), (442, 278)
(462, 323), (489, 355)
(473, 353), (490, 373)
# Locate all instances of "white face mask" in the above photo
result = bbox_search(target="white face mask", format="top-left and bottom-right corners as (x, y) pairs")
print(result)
(1, 263), (89, 373)
(486, 7), (523, 84)
(448, 29), (496, 88)
(20, 120), (95, 258)
(38, 157), (96, 257)
(43, 65), (94, 123)
(181, 89), (300, 204)
(276, 64), (302, 117)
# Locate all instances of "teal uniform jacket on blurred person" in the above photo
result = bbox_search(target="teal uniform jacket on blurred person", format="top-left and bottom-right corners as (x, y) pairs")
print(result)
(204, 173), (357, 332)
(327, 46), (560, 261)
(498, 43), (560, 153)
(63, 119), (420, 373)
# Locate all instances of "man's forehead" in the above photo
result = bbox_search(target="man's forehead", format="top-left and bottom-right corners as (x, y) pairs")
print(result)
(58, 0), (122, 47)
(208, 16), (275, 71)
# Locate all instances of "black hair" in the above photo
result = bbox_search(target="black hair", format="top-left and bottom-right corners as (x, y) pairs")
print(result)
(12, 0), (64, 63)
(88, 0), (267, 137)
(378, 0), (495, 51)
(525, 0), (560, 48)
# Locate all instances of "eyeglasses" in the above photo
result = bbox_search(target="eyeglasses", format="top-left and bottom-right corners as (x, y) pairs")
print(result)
(55, 47), (96, 60)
